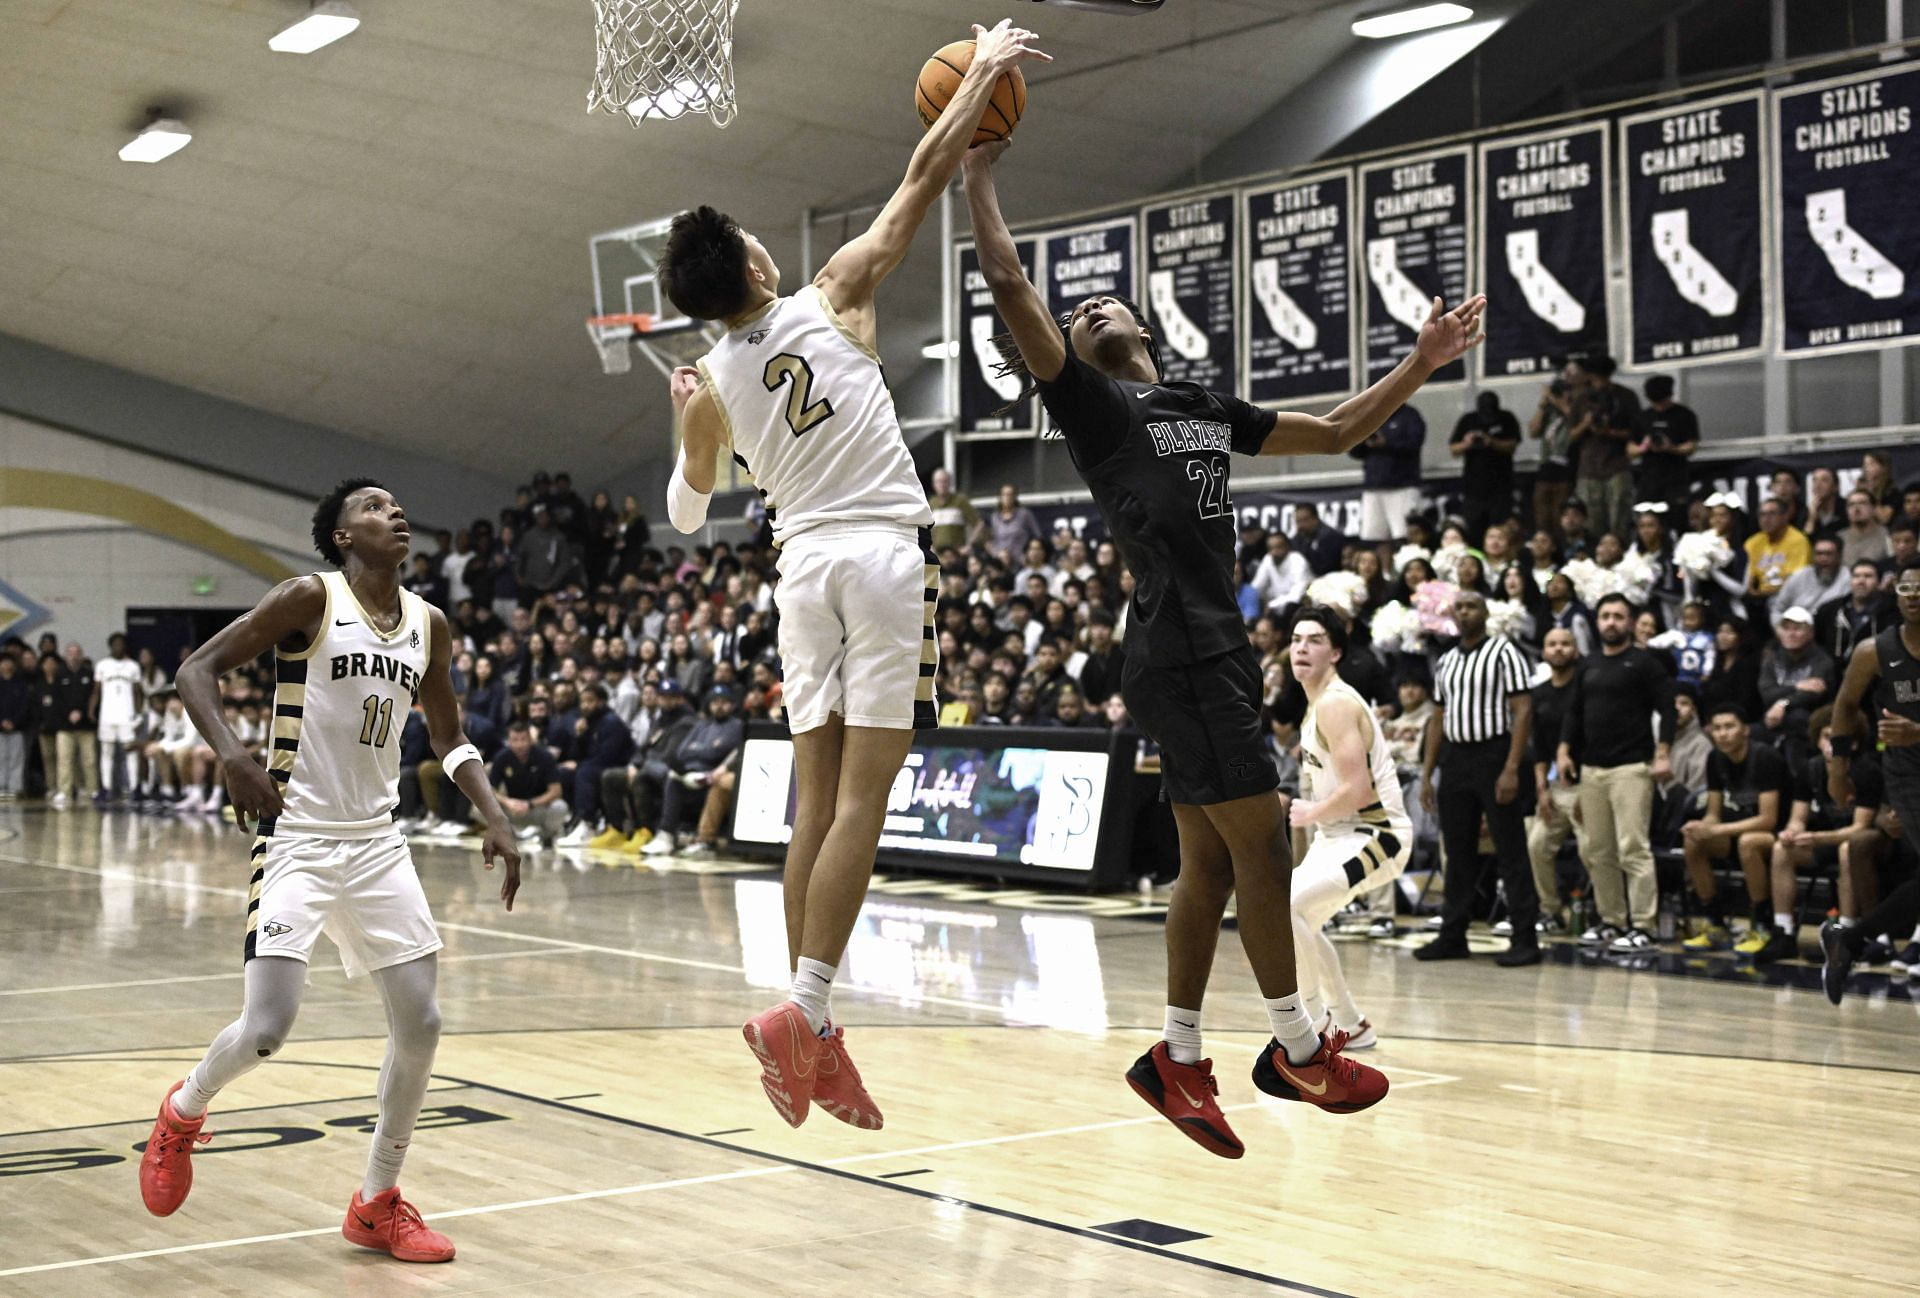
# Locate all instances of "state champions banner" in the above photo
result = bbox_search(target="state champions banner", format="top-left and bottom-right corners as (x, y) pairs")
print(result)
(1774, 63), (1920, 356)
(1476, 123), (1611, 377)
(954, 238), (1040, 434)
(1620, 91), (1768, 368)
(1359, 147), (1471, 386)
(1140, 192), (1237, 394)
(1040, 215), (1137, 438)
(1242, 170), (1357, 405)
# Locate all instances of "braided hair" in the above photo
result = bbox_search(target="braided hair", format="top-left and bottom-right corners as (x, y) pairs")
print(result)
(989, 293), (1165, 417)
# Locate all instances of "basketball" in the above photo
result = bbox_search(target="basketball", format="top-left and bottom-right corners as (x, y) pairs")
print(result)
(915, 40), (1026, 145)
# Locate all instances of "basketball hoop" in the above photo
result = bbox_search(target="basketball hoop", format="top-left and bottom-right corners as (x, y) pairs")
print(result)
(588, 0), (741, 128)
(586, 313), (654, 375)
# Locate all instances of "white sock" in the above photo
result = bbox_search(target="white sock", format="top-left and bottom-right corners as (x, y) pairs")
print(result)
(362, 1132), (409, 1198)
(1838, 916), (1858, 928)
(790, 957), (835, 1034)
(1774, 912), (1795, 934)
(1264, 993), (1319, 1066)
(1161, 1006), (1202, 1064)
(172, 1071), (217, 1119)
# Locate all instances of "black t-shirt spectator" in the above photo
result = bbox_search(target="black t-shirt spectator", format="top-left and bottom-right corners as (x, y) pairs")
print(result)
(1449, 406), (1521, 511)
(491, 745), (562, 800)
(1795, 751), (1880, 830)
(1293, 519), (1347, 576)
(1530, 676), (1575, 771)
(1562, 645), (1676, 768)
(0, 672), (28, 732)
(56, 664), (94, 730)
(1634, 402), (1699, 504)
(1706, 740), (1790, 831)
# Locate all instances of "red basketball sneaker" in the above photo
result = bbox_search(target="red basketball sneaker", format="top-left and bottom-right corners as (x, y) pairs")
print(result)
(1252, 1029), (1389, 1114)
(742, 1001), (821, 1128)
(342, 1186), (455, 1263)
(1124, 1042), (1244, 1159)
(139, 1080), (210, 1216)
(812, 1023), (884, 1130)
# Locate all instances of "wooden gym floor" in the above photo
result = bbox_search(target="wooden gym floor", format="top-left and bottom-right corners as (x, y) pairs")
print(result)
(1, 810), (1916, 1297)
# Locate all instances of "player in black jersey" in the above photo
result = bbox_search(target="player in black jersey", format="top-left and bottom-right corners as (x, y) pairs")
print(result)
(1825, 561), (1920, 1003)
(964, 141), (1484, 1152)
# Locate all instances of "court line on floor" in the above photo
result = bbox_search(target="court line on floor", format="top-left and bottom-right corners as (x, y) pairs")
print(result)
(0, 947), (575, 998)
(0, 852), (1028, 1022)
(0, 1060), (1354, 1295)
(0, 1163), (800, 1279)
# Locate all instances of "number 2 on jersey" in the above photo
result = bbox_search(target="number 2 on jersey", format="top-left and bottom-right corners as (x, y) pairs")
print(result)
(762, 353), (834, 437)
(358, 694), (394, 748)
(1185, 458), (1232, 519)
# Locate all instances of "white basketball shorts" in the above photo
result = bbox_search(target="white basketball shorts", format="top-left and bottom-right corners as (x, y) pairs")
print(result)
(97, 721), (138, 745)
(774, 521), (937, 734)
(246, 833), (442, 978)
(1295, 819), (1414, 922)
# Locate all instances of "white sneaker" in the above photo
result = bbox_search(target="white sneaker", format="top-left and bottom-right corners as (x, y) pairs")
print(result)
(393, 817), (420, 835)
(1335, 1018), (1379, 1050)
(48, 792), (70, 810)
(430, 821), (469, 838)
(175, 788), (204, 813)
(1425, 914), (1445, 930)
(419, 814), (442, 831)
(640, 832), (677, 856)
(514, 824), (540, 842)
(1491, 919), (1514, 937)
(557, 821), (598, 847)
(679, 841), (715, 858)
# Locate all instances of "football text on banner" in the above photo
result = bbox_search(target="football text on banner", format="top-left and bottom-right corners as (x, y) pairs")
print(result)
(956, 238), (1041, 434)
(1141, 192), (1237, 393)
(1620, 92), (1768, 367)
(1774, 63), (1920, 355)
(1359, 148), (1472, 385)
(1478, 123), (1611, 377)
(1243, 171), (1357, 405)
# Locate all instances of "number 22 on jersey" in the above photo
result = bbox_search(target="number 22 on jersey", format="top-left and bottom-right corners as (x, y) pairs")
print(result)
(1185, 458), (1232, 519)
(763, 353), (833, 437)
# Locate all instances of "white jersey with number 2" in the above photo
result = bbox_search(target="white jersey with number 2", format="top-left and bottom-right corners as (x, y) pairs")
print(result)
(695, 284), (931, 547)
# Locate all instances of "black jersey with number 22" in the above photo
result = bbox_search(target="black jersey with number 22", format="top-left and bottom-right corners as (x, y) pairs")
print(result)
(1036, 353), (1276, 667)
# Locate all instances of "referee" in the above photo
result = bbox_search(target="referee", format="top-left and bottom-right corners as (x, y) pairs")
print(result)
(1416, 590), (1541, 965)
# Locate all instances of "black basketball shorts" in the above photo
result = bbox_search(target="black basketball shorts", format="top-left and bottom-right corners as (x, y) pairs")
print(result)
(1121, 645), (1279, 807)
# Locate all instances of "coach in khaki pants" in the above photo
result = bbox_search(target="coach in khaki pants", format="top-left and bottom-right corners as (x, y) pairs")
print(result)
(1557, 594), (1675, 952)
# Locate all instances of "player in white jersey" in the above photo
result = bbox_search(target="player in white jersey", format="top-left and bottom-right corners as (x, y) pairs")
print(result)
(1287, 607), (1414, 1051)
(138, 479), (522, 1265)
(94, 632), (144, 802)
(657, 18), (1050, 1131)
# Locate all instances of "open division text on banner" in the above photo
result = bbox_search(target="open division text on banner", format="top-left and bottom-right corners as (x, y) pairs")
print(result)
(1359, 147), (1471, 386)
(1477, 122), (1611, 377)
(1140, 192), (1237, 394)
(1040, 215), (1137, 437)
(955, 238), (1040, 434)
(1242, 170), (1356, 405)
(1620, 91), (1768, 367)
(1774, 63), (1920, 356)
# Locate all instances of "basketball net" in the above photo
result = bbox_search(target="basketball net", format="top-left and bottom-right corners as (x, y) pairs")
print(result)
(588, 0), (741, 128)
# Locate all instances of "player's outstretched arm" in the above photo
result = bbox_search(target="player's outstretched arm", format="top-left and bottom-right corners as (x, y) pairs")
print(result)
(815, 20), (1051, 319)
(666, 365), (722, 534)
(962, 141), (1065, 383)
(176, 575), (327, 824)
(420, 606), (521, 910)
(1256, 294), (1486, 458)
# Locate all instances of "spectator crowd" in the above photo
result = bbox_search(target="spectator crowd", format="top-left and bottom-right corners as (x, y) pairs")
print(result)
(3, 359), (1917, 974)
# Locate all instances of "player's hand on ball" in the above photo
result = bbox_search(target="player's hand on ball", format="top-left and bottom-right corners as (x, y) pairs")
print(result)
(966, 138), (1012, 170)
(1415, 294), (1487, 369)
(970, 19), (1052, 71)
(668, 365), (700, 416)
(482, 823), (522, 911)
(224, 755), (284, 822)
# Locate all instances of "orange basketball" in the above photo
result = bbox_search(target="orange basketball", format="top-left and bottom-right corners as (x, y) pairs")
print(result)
(915, 40), (1026, 145)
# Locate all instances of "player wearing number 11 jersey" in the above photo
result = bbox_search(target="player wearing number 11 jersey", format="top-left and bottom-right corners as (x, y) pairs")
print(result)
(137, 479), (521, 1264)
(658, 19), (1051, 1134)
(964, 137), (1485, 1155)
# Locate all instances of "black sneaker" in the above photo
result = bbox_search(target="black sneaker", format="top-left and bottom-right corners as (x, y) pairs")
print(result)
(1820, 919), (1856, 1006)
(1753, 928), (1799, 965)
(1861, 936), (1896, 966)
(1578, 923), (1623, 947)
(1412, 937), (1472, 962)
(1607, 927), (1659, 954)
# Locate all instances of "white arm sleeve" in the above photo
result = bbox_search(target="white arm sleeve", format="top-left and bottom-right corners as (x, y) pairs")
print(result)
(667, 449), (711, 533)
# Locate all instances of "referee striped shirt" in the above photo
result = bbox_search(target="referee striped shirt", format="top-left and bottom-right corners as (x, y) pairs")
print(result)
(1433, 634), (1532, 743)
